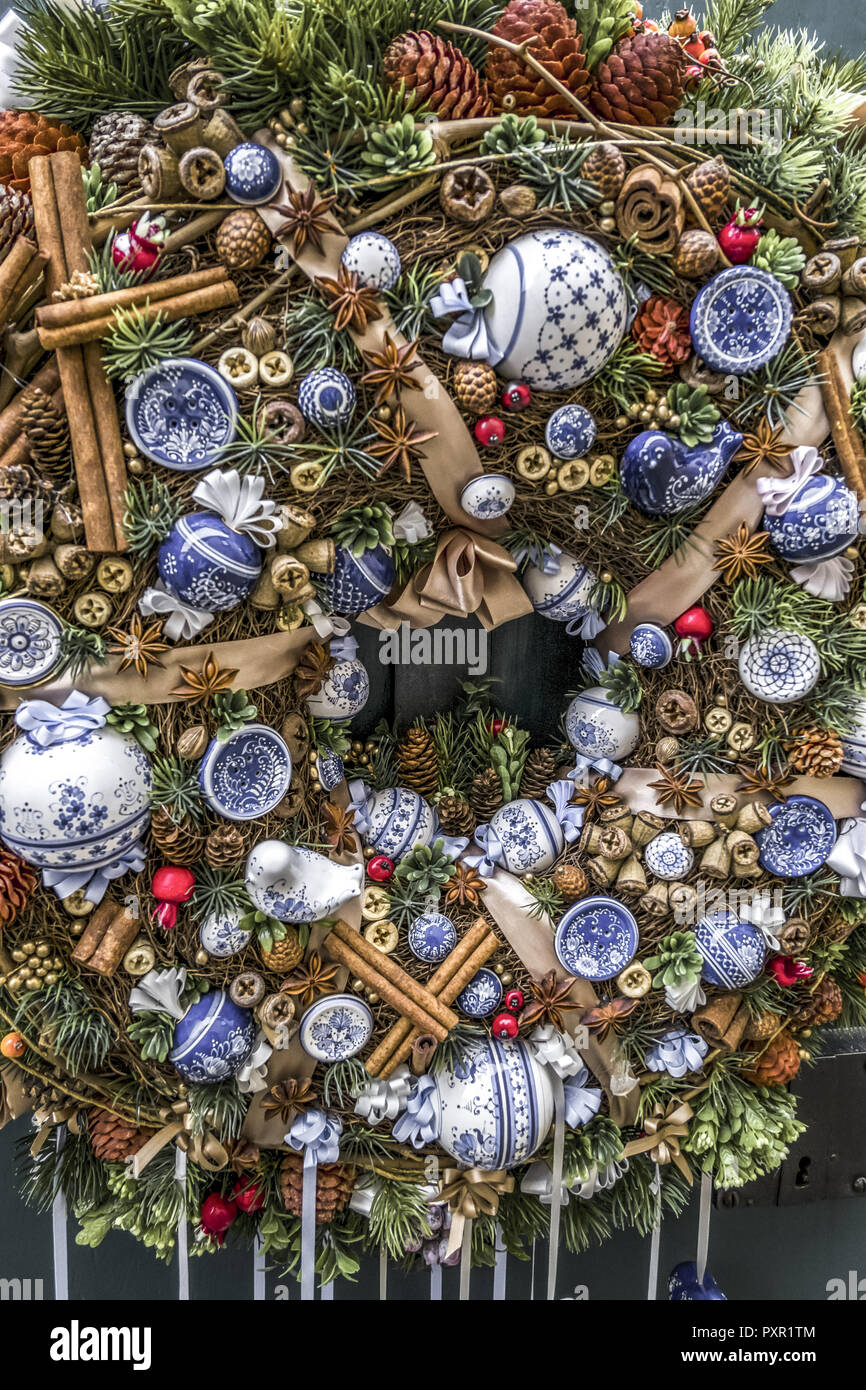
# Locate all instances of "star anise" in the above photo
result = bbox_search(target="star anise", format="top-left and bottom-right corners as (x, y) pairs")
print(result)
(282, 951), (339, 1007)
(580, 996), (639, 1040)
(519, 970), (577, 1033)
(361, 334), (423, 404)
(571, 775), (625, 821)
(735, 762), (794, 800)
(648, 761), (704, 813)
(315, 265), (382, 333)
(294, 641), (334, 699)
(107, 613), (168, 678)
(229, 1139), (261, 1174)
(368, 404), (437, 483)
(323, 802), (358, 856)
(736, 418), (790, 475)
(443, 862), (485, 909)
(713, 522), (773, 584)
(261, 1077), (316, 1125)
(171, 651), (238, 704)
(274, 184), (338, 257)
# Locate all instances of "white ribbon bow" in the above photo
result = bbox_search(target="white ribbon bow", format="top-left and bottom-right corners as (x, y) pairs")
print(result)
(740, 890), (786, 949)
(790, 554), (855, 601)
(664, 978), (706, 1013)
(393, 501), (431, 545)
(236, 1032), (273, 1094)
(353, 1065), (413, 1125)
(573, 1158), (630, 1201)
(192, 468), (282, 548)
(128, 967), (188, 1020)
(302, 597), (351, 640)
(827, 816), (866, 897)
(139, 582), (213, 641)
(529, 1024), (586, 1079)
(756, 445), (823, 514)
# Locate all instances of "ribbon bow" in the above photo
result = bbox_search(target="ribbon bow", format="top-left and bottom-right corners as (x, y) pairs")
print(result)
(330, 633), (358, 662)
(192, 467), (282, 548)
(528, 1024), (586, 1079)
(827, 817), (866, 897)
(740, 890), (785, 949)
(301, 598), (351, 641)
(428, 277), (503, 364)
(235, 1031), (273, 1094)
(432, 1166), (515, 1257)
(392, 1074), (439, 1149)
(562, 1068), (604, 1128)
(16, 691), (109, 747)
(129, 1098), (230, 1177)
(128, 967), (188, 1021)
(756, 445), (822, 514)
(520, 1159), (570, 1207)
(573, 1157), (630, 1201)
(411, 528), (532, 630)
(139, 582), (213, 642)
(285, 1108), (342, 1167)
(42, 843), (147, 906)
(346, 779), (377, 836)
(514, 542), (562, 576)
(393, 501), (432, 546)
(645, 1028), (708, 1079)
(789, 553), (856, 601)
(629, 1100), (694, 1184)
(546, 779), (585, 843)
(353, 1066), (413, 1125)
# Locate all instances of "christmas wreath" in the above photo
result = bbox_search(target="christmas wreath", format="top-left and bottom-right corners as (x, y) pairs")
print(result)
(1, 0), (866, 1301)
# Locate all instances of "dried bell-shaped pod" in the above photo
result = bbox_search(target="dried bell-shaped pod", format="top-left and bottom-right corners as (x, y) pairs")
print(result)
(242, 316), (277, 357)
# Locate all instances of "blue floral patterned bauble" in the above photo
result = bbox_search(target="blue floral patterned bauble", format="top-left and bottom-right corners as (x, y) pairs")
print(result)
(620, 422), (742, 516)
(305, 656), (370, 721)
(341, 232), (401, 290)
(200, 910), (252, 959)
(521, 549), (596, 626)
(456, 967), (503, 1017)
(158, 512), (261, 613)
(169, 991), (257, 1082)
(434, 1036), (554, 1169)
(198, 725), (292, 821)
(565, 687), (639, 762)
(545, 404), (597, 459)
(224, 141), (282, 204)
(311, 543), (395, 616)
(764, 474), (860, 562)
(352, 785), (435, 861)
(297, 368), (356, 429)
(738, 626), (820, 703)
(756, 795), (837, 878)
(690, 265), (792, 376)
(475, 798), (566, 875)
(644, 831), (694, 880)
(669, 1261), (726, 1301)
(408, 912), (458, 963)
(0, 599), (63, 687)
(695, 909), (765, 989)
(629, 622), (672, 668)
(840, 695), (866, 777)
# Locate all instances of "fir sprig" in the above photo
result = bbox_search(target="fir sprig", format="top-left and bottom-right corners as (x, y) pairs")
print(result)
(103, 306), (193, 381)
(123, 477), (182, 556)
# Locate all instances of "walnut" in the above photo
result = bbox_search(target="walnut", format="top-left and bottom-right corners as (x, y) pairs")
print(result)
(655, 688), (699, 734)
(439, 165), (496, 225)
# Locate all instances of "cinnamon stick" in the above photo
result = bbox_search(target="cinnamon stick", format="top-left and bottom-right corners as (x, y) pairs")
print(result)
(818, 346), (866, 501)
(323, 934), (450, 1042)
(37, 278), (240, 350)
(691, 993), (749, 1051)
(36, 265), (229, 329)
(0, 239), (47, 324)
(329, 919), (459, 1032)
(71, 898), (140, 977)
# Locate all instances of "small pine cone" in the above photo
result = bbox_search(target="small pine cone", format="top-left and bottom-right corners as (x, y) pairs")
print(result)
(452, 360), (498, 414)
(632, 294), (691, 369)
(397, 725), (439, 799)
(20, 388), (70, 479)
(260, 927), (303, 974)
(671, 229), (720, 279)
(279, 1153), (357, 1222)
(552, 862), (588, 900)
(88, 110), (157, 187)
(786, 728), (844, 778)
(384, 30), (492, 119)
(744, 1010), (782, 1042)
(87, 1108), (155, 1162)
(519, 747), (558, 800)
(150, 806), (205, 866)
(582, 142), (627, 199)
(0, 849), (37, 926)
(204, 823), (249, 870)
(0, 184), (34, 262)
(794, 975), (843, 1029)
(437, 793), (476, 837)
(470, 767), (504, 821)
(743, 1031), (801, 1087)
(685, 157), (731, 226)
(215, 208), (273, 270)
(486, 0), (591, 119)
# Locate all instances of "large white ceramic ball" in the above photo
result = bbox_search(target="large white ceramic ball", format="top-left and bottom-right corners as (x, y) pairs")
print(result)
(434, 1036), (554, 1170)
(565, 687), (640, 762)
(840, 695), (866, 777)
(522, 548), (596, 625)
(482, 229), (628, 391)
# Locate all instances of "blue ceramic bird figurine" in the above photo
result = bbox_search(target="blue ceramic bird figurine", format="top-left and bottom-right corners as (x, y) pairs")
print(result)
(620, 421), (743, 517)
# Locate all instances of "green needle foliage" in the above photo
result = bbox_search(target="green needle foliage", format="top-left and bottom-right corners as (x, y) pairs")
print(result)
(103, 306), (193, 381)
(514, 137), (600, 212)
(367, 1181), (432, 1260)
(15, 976), (112, 1073)
(128, 1010), (175, 1063)
(57, 626), (108, 679)
(150, 755), (204, 823)
(123, 477), (182, 555)
(190, 865), (252, 924)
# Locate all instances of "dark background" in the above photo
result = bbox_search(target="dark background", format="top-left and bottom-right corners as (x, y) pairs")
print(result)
(3, 0), (866, 1304)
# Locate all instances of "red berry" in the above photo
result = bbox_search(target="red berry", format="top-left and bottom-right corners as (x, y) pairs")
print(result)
(492, 1012), (519, 1040)
(768, 956), (813, 987)
(474, 415), (505, 447)
(367, 854), (395, 883)
(1, 1031), (26, 1060)
(500, 381), (531, 412)
(674, 605), (713, 659)
(504, 988), (525, 1013)
(487, 717), (508, 735)
(200, 1193), (237, 1243)
(151, 865), (195, 929)
(232, 1178), (265, 1214)
(683, 35), (705, 57)
(717, 205), (763, 263)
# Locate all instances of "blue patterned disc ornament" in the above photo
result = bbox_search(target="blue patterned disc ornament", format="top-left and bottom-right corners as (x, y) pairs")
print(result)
(629, 622), (672, 668)
(695, 909), (765, 989)
(297, 368), (356, 429)
(689, 266), (793, 376)
(310, 543), (395, 617)
(223, 141), (282, 204)
(169, 991), (256, 1082)
(544, 404), (597, 459)
(554, 896), (639, 981)
(738, 626), (821, 703)
(125, 358), (238, 471)
(199, 724), (292, 821)
(408, 912), (458, 963)
(341, 232), (401, 291)
(0, 599), (63, 687)
(460, 472), (515, 519)
(756, 795), (837, 877)
(299, 994), (374, 1062)
(620, 422), (742, 516)
(456, 967), (503, 1017)
(764, 474), (860, 562)
(644, 831), (694, 881)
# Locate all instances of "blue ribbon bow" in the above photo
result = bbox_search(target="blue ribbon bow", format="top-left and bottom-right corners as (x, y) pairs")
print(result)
(392, 1075), (440, 1149)
(563, 1066), (603, 1129)
(428, 277), (503, 364)
(16, 691), (110, 748)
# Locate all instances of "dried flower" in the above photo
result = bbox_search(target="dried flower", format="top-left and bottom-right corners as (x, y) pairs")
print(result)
(294, 642), (334, 699)
(570, 774), (624, 820)
(519, 970), (576, 1033)
(261, 1077), (317, 1125)
(735, 763), (794, 800)
(282, 951), (339, 1007)
(648, 762), (704, 812)
(361, 334), (423, 404)
(443, 862), (485, 909)
(322, 802), (358, 856)
(171, 652), (238, 704)
(736, 418), (789, 475)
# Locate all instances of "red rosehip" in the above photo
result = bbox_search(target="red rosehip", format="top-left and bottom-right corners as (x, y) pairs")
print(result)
(717, 205), (763, 263)
(501, 381), (531, 411)
(367, 854), (395, 883)
(151, 865), (195, 929)
(768, 956), (813, 987)
(474, 415), (505, 447)
(232, 1178), (265, 1214)
(504, 988), (525, 1013)
(674, 605), (713, 660)
(200, 1193), (237, 1244)
(492, 1012), (519, 1040)
(487, 717), (508, 735)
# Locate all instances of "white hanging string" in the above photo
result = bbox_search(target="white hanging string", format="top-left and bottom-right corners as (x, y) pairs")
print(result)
(647, 1163), (662, 1302)
(547, 1075), (566, 1300)
(175, 1148), (188, 1301)
(379, 1247), (388, 1300)
(459, 1221), (472, 1301)
(320, 1278), (335, 1301)
(530, 1240), (536, 1300)
(301, 1160), (317, 1302)
(696, 1171), (713, 1285)
(493, 1223), (508, 1301)
(253, 1233), (267, 1301)
(52, 1126), (68, 1302)
(429, 1262), (442, 1300)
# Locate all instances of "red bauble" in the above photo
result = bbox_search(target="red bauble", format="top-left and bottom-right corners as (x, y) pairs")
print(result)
(674, 605), (713, 659)
(500, 381), (531, 412)
(367, 854), (395, 883)
(200, 1193), (237, 1244)
(768, 956), (813, 988)
(232, 1178), (265, 1214)
(474, 416), (505, 447)
(111, 212), (168, 279)
(492, 1012), (519, 1040)
(504, 988), (525, 1013)
(717, 206), (763, 263)
(151, 865), (195, 929)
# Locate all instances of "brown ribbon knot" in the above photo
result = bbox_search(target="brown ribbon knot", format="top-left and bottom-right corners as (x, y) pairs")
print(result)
(432, 1165), (515, 1256)
(623, 1099), (694, 1184)
(30, 1103), (82, 1155)
(131, 1099), (230, 1177)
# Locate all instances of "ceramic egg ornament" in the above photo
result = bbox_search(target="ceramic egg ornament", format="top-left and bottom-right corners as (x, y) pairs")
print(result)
(758, 446), (861, 598)
(347, 782), (437, 861)
(0, 692), (151, 902)
(304, 634), (370, 721)
(224, 141), (283, 204)
(200, 911), (252, 959)
(545, 404), (597, 459)
(695, 909), (766, 989)
(565, 687), (640, 774)
(341, 232), (401, 291)
(840, 695), (866, 776)
(469, 780), (581, 877)
(309, 542), (395, 617)
(129, 968), (257, 1084)
(521, 547), (597, 634)
(433, 1036), (554, 1169)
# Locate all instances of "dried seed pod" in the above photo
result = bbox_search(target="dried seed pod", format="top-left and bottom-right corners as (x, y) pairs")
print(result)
(735, 801), (772, 834)
(201, 108), (246, 157)
(23, 553), (64, 597)
(186, 67), (226, 113)
(801, 250), (842, 295)
(250, 568), (280, 609)
(153, 101), (206, 154)
(821, 235), (861, 272)
(588, 854), (620, 887)
(631, 811), (665, 846)
(842, 257), (866, 298)
(668, 882), (697, 919)
(639, 880), (670, 918)
(655, 688), (699, 734)
(700, 835), (731, 879)
(709, 793), (739, 828)
(293, 538), (335, 572)
(230, 971), (265, 1008)
(73, 590), (113, 628)
(53, 543), (95, 580)
(138, 143), (181, 200)
(263, 398), (305, 444)
(499, 183), (537, 216)
(439, 165), (496, 224)
(840, 296), (866, 334)
(678, 819), (716, 848)
(178, 146), (226, 200)
(801, 296), (841, 334)
(615, 853), (646, 892)
(242, 316), (276, 356)
(726, 828), (760, 865)
(270, 554), (314, 601)
(176, 725), (209, 759)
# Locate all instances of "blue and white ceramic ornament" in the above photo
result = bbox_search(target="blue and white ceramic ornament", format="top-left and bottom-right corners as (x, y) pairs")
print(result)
(620, 421), (742, 516)
(299, 994), (373, 1062)
(341, 232), (401, 291)
(198, 724), (292, 821)
(758, 445), (862, 600)
(545, 404), (597, 459)
(224, 141), (282, 204)
(316, 750), (346, 791)
(756, 795), (837, 877)
(170, 991), (257, 1082)
(521, 547), (597, 633)
(738, 626), (820, 703)
(669, 1261), (726, 1301)
(695, 909), (766, 989)
(0, 598), (63, 687)
(304, 635), (370, 721)
(408, 912), (458, 963)
(143, 468), (281, 640)
(690, 265), (792, 375)
(200, 910), (252, 959)
(0, 692), (150, 902)
(469, 781), (582, 877)
(565, 687), (639, 773)
(554, 895), (639, 981)
(125, 357), (238, 471)
(347, 782), (437, 861)
(840, 695), (866, 777)
(297, 368), (356, 429)
(245, 840), (363, 922)
(431, 1036), (554, 1169)
(629, 622), (672, 668)
(456, 967), (503, 1017)
(644, 831), (694, 881)
(460, 472), (515, 519)
(310, 543), (395, 617)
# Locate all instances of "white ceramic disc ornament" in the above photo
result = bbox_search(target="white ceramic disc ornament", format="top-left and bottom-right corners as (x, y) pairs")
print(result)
(341, 232), (401, 291)
(644, 832), (694, 881)
(738, 627), (820, 703)
(565, 687), (640, 763)
(482, 229), (628, 390)
(460, 472), (515, 520)
(299, 994), (374, 1062)
(433, 1036), (554, 1169)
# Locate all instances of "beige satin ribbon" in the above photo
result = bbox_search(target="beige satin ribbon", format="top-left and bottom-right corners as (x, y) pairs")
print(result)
(130, 1100), (229, 1176)
(616, 770), (866, 819)
(0, 1063), (32, 1128)
(432, 1165), (515, 1257)
(622, 1099), (695, 1184)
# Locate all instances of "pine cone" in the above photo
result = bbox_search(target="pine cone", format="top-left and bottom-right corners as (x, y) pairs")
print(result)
(87, 1108), (155, 1162)
(452, 360), (498, 413)
(0, 849), (36, 926)
(794, 975), (843, 1029)
(684, 157), (731, 225)
(0, 110), (87, 194)
(215, 209), (273, 271)
(787, 728), (843, 778)
(260, 928), (303, 974)
(552, 862), (588, 899)
(744, 1010), (782, 1042)
(20, 388), (70, 479)
(590, 31), (687, 126)
(150, 806), (205, 866)
(0, 183), (33, 263)
(384, 30), (492, 119)
(437, 793), (476, 837)
(632, 293), (691, 368)
(204, 823), (248, 870)
(486, 0), (591, 119)
(398, 725), (439, 798)
(470, 767), (504, 820)
(582, 142), (627, 198)
(743, 1031), (801, 1087)
(519, 747), (558, 799)
(88, 111), (157, 187)
(279, 1153), (356, 1222)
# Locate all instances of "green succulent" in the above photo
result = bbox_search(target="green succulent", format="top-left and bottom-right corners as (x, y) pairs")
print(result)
(850, 377), (866, 432)
(489, 725), (530, 801)
(360, 113), (437, 187)
(82, 161), (118, 214)
(598, 659), (643, 714)
(480, 113), (546, 156)
(750, 229), (807, 288)
(190, 865), (251, 924)
(212, 689), (258, 740)
(127, 1011), (174, 1063)
(238, 908), (289, 955)
(105, 702), (159, 752)
(309, 717), (352, 757)
(150, 755), (203, 824)
(643, 931), (703, 990)
(667, 383), (721, 447)
(394, 838), (456, 896)
(332, 504), (395, 555)
(579, 0), (637, 70)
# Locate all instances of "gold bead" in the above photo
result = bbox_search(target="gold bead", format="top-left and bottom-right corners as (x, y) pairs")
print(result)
(366, 991), (380, 1005)
(351, 977), (365, 993)
(500, 972), (513, 986)
(195, 948), (210, 966)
